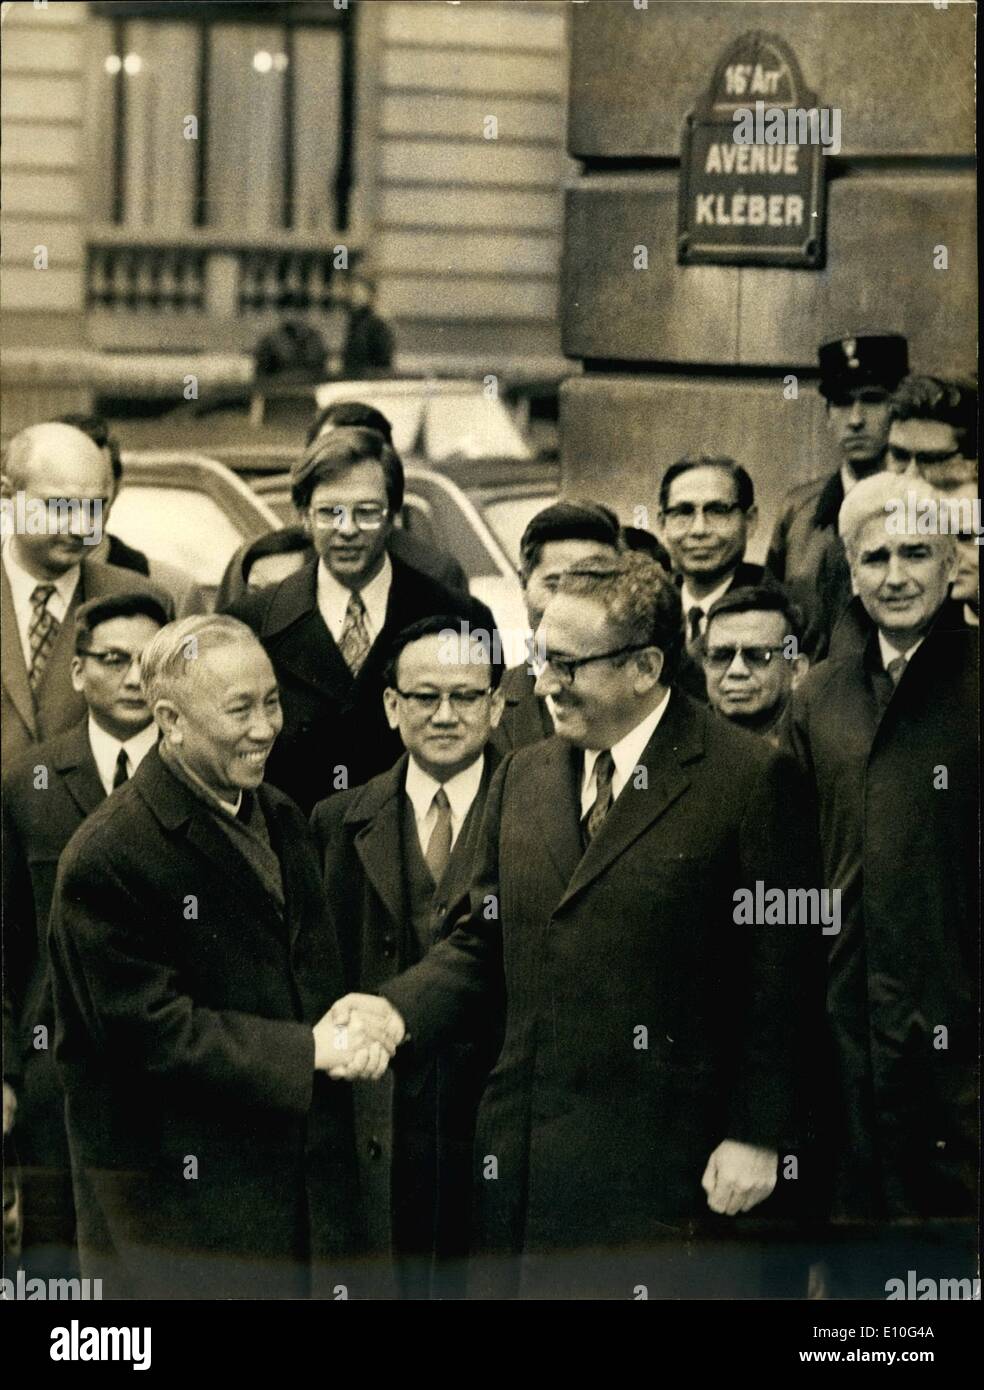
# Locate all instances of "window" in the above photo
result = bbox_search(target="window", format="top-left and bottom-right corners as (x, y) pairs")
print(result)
(90, 2), (354, 233)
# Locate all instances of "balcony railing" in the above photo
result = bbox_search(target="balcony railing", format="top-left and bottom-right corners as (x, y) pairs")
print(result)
(86, 227), (360, 352)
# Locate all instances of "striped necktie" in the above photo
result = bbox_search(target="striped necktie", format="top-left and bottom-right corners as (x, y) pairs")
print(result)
(27, 583), (60, 692)
(886, 655), (907, 687)
(584, 749), (616, 841)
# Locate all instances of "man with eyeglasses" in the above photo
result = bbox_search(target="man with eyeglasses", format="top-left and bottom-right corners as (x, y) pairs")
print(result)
(334, 552), (817, 1298)
(782, 473), (978, 1298)
(312, 614), (505, 1298)
(1, 422), (172, 768)
(702, 587), (809, 744)
(766, 333), (909, 657)
(494, 500), (623, 753)
(226, 426), (495, 813)
(883, 375), (976, 494)
(2, 590), (169, 1283)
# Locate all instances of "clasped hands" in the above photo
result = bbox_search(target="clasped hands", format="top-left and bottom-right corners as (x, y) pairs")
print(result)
(313, 993), (406, 1081)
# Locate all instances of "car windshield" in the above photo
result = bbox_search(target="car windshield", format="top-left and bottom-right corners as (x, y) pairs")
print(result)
(424, 395), (530, 463)
(480, 495), (556, 569)
(110, 485), (249, 585)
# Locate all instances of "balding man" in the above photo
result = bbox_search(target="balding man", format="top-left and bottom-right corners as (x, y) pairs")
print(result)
(47, 616), (387, 1299)
(1, 422), (169, 766)
(783, 474), (978, 1297)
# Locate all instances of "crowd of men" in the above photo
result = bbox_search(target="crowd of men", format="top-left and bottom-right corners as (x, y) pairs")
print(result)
(1, 331), (978, 1300)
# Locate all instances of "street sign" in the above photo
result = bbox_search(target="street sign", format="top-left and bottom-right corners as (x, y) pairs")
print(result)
(678, 31), (828, 269)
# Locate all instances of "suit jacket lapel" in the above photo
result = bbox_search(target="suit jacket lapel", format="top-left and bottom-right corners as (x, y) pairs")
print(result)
(555, 694), (703, 914)
(435, 745), (501, 917)
(53, 723), (105, 817)
(348, 756), (408, 931)
(1, 561), (36, 738)
(529, 736), (585, 895)
(264, 561), (352, 698)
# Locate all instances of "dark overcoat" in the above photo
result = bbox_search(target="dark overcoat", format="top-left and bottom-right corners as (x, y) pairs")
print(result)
(381, 693), (819, 1298)
(47, 747), (365, 1299)
(225, 555), (496, 812)
(782, 598), (979, 1221)
(3, 722), (105, 1167)
(311, 750), (503, 1296)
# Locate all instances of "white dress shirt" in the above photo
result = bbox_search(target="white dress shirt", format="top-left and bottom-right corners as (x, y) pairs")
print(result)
(87, 716), (159, 796)
(580, 688), (672, 819)
(405, 752), (485, 856)
(877, 630), (925, 678)
(679, 574), (735, 641)
(2, 541), (79, 668)
(316, 553), (392, 647)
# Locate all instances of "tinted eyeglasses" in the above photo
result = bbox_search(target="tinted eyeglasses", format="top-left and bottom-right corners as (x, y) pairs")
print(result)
(393, 688), (491, 714)
(704, 644), (786, 671)
(535, 643), (653, 686)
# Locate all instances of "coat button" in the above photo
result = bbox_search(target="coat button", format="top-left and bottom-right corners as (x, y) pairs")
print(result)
(368, 1138), (382, 1160)
(935, 1139), (947, 1150)
(382, 935), (396, 957)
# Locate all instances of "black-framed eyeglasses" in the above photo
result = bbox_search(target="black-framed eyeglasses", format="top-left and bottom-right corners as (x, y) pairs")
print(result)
(661, 502), (743, 528)
(535, 643), (653, 686)
(393, 688), (492, 714)
(77, 648), (140, 673)
(888, 445), (962, 468)
(704, 644), (786, 671)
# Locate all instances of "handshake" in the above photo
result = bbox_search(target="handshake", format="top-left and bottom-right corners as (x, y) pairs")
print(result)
(313, 993), (407, 1081)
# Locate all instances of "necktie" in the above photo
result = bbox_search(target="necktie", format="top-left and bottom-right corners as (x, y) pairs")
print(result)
(112, 747), (129, 789)
(338, 591), (371, 675)
(584, 749), (616, 841)
(687, 605), (704, 647)
(886, 656), (907, 687)
(27, 583), (60, 692)
(424, 786), (453, 883)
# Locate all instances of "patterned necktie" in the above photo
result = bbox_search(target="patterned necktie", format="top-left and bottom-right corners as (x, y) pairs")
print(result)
(424, 786), (453, 883)
(338, 590), (371, 675)
(584, 749), (616, 841)
(886, 655), (907, 687)
(687, 605), (704, 648)
(112, 747), (129, 789)
(27, 583), (59, 692)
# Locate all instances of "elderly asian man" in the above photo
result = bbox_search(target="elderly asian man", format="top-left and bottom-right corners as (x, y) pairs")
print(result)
(46, 615), (395, 1299)
(702, 586), (808, 743)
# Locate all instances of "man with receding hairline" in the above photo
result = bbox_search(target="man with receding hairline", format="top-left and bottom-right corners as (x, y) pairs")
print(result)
(1, 422), (169, 766)
(335, 552), (817, 1298)
(47, 614), (384, 1298)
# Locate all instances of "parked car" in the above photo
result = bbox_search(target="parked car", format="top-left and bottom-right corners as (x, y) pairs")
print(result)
(111, 452), (281, 609)
(110, 377), (551, 482)
(114, 450), (558, 651)
(251, 459), (558, 659)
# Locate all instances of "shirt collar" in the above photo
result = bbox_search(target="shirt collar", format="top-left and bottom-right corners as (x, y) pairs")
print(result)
(158, 740), (242, 817)
(679, 572), (734, 619)
(581, 688), (672, 815)
(2, 539), (80, 610)
(877, 630), (926, 672)
(317, 551), (392, 638)
(405, 751), (485, 830)
(87, 716), (159, 796)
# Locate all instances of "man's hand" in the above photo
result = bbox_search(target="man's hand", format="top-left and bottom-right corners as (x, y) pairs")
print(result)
(3, 1081), (16, 1136)
(312, 995), (406, 1082)
(313, 1006), (391, 1081)
(331, 994), (405, 1053)
(701, 1139), (777, 1215)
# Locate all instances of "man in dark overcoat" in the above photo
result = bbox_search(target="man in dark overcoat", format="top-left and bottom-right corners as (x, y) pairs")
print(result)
(349, 554), (818, 1299)
(47, 615), (374, 1299)
(782, 473), (978, 1296)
